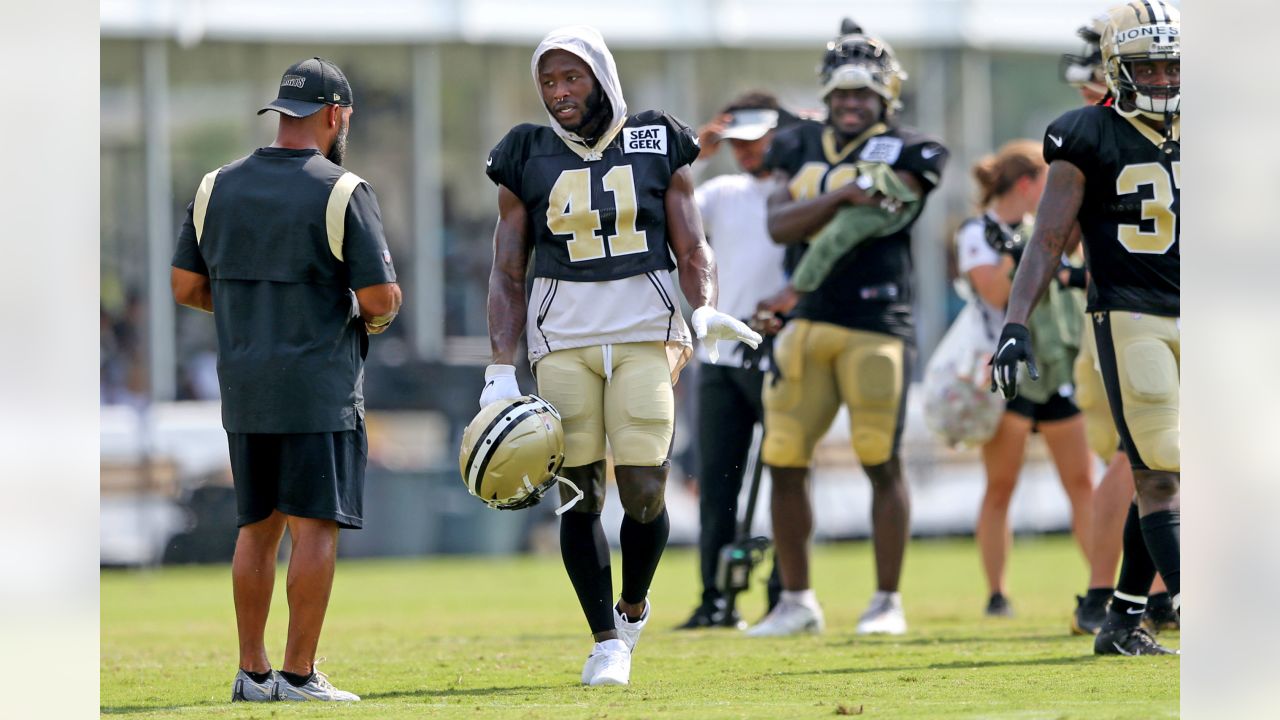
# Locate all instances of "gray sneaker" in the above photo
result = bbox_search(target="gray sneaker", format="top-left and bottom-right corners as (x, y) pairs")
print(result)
(231, 669), (277, 702)
(272, 669), (360, 702)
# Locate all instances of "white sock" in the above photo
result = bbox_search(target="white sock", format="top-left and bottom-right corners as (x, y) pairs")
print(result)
(873, 590), (902, 607)
(1171, 593), (1181, 612)
(596, 638), (628, 653)
(781, 589), (818, 607)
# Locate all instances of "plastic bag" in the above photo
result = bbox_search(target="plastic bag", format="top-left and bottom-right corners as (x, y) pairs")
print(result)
(923, 302), (1005, 448)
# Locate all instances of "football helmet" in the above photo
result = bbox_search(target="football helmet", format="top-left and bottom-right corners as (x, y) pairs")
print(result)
(1060, 15), (1107, 96)
(818, 19), (907, 118)
(458, 395), (581, 513)
(1100, 0), (1180, 119)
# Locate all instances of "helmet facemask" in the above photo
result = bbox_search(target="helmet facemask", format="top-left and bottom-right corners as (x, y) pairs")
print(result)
(818, 29), (906, 120)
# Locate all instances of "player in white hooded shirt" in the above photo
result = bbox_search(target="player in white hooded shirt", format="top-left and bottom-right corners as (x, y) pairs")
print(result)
(481, 26), (760, 686)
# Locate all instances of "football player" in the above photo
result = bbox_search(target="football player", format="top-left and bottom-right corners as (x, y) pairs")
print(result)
(992, 0), (1180, 656)
(746, 20), (948, 637)
(1062, 13), (1178, 637)
(482, 26), (760, 686)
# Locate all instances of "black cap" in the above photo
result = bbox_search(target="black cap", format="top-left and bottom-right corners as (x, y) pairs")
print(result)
(258, 57), (353, 118)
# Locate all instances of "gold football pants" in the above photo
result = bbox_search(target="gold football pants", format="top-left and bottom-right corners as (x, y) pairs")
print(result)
(1092, 311), (1180, 472)
(534, 342), (674, 468)
(762, 320), (908, 468)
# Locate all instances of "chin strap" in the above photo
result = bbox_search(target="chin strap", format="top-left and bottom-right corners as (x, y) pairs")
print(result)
(553, 475), (584, 515)
(1160, 108), (1179, 155)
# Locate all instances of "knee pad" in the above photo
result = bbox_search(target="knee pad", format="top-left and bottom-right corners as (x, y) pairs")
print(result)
(617, 463), (668, 522)
(852, 425), (895, 467)
(1145, 432), (1181, 472)
(761, 415), (811, 468)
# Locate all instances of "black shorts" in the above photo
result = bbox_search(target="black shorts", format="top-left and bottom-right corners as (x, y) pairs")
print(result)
(226, 418), (367, 529)
(1006, 391), (1080, 429)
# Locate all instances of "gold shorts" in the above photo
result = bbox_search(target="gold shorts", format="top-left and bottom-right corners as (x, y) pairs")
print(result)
(1092, 311), (1180, 472)
(1074, 314), (1121, 459)
(762, 320), (907, 468)
(534, 342), (674, 468)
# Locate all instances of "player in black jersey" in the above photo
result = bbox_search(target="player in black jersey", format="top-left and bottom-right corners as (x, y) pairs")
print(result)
(483, 26), (760, 686)
(745, 20), (948, 638)
(992, 0), (1180, 656)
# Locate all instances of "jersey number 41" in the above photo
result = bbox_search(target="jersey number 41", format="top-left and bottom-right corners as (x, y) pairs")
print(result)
(547, 166), (647, 262)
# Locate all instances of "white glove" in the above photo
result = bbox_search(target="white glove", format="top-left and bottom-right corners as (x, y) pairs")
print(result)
(690, 305), (762, 364)
(479, 364), (522, 409)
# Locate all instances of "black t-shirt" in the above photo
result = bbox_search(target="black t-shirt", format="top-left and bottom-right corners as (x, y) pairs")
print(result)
(171, 147), (396, 433)
(485, 110), (701, 282)
(766, 119), (948, 340)
(1043, 105), (1179, 316)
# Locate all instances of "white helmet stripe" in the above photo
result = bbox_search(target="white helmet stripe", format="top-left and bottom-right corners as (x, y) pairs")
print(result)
(464, 398), (542, 496)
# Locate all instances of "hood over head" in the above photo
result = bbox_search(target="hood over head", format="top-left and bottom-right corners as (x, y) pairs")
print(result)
(532, 25), (628, 160)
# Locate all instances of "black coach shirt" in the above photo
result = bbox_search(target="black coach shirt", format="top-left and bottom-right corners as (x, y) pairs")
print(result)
(172, 147), (397, 434)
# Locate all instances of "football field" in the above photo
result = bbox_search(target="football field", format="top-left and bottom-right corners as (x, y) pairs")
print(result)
(101, 536), (1178, 718)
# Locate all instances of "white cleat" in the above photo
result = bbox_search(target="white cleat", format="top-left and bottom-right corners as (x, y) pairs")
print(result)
(613, 599), (650, 653)
(856, 591), (907, 635)
(744, 599), (825, 637)
(581, 638), (631, 686)
(272, 668), (361, 702)
(231, 669), (277, 702)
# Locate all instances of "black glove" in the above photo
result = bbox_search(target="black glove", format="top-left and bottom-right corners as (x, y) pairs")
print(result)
(990, 323), (1038, 400)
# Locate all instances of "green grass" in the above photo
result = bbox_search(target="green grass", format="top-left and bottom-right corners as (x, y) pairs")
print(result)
(101, 536), (1177, 718)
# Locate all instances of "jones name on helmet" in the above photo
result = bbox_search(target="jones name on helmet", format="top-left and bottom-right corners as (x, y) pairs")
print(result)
(458, 395), (581, 513)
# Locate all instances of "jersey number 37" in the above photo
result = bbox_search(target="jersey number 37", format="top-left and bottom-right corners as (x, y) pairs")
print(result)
(547, 166), (647, 262)
(1116, 161), (1180, 255)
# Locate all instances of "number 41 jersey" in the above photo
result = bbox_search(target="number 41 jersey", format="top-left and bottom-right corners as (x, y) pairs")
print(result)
(486, 110), (701, 282)
(1044, 105), (1179, 317)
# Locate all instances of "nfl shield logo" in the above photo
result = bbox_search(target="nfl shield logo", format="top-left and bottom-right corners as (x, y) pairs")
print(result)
(382, 250), (392, 264)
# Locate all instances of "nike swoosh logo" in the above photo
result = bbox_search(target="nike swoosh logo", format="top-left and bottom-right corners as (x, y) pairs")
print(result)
(1126, 606), (1146, 614)
(998, 338), (1017, 356)
(486, 156), (494, 167)
(484, 380), (495, 389)
(1048, 134), (1063, 147)
(921, 147), (942, 159)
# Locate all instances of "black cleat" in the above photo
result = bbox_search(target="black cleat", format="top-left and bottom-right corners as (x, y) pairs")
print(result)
(1072, 594), (1109, 636)
(675, 604), (744, 630)
(1094, 625), (1178, 656)
(985, 592), (1014, 618)
(1142, 597), (1180, 634)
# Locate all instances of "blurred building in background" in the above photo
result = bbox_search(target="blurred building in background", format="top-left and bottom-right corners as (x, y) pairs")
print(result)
(100, 0), (1118, 564)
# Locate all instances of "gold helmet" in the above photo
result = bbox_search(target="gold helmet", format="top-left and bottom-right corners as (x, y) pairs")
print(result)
(459, 395), (579, 512)
(1100, 0), (1180, 119)
(818, 19), (907, 118)
(1060, 13), (1108, 96)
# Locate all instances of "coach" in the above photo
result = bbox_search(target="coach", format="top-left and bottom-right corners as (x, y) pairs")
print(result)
(171, 57), (400, 703)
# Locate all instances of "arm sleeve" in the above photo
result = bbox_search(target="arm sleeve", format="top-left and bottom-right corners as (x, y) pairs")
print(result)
(762, 126), (803, 176)
(955, 220), (1002, 275)
(170, 200), (208, 276)
(1043, 109), (1100, 175)
(343, 183), (397, 290)
(665, 112), (702, 171)
(894, 139), (949, 194)
(484, 126), (528, 196)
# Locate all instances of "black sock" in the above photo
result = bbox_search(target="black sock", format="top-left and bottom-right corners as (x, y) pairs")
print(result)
(242, 668), (272, 684)
(619, 507), (670, 606)
(1148, 591), (1173, 613)
(1084, 587), (1114, 607)
(279, 670), (313, 687)
(560, 511), (616, 635)
(1105, 503), (1155, 630)
(1140, 509), (1180, 602)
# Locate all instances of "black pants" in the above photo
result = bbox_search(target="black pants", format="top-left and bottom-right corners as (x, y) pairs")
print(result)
(696, 363), (781, 609)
